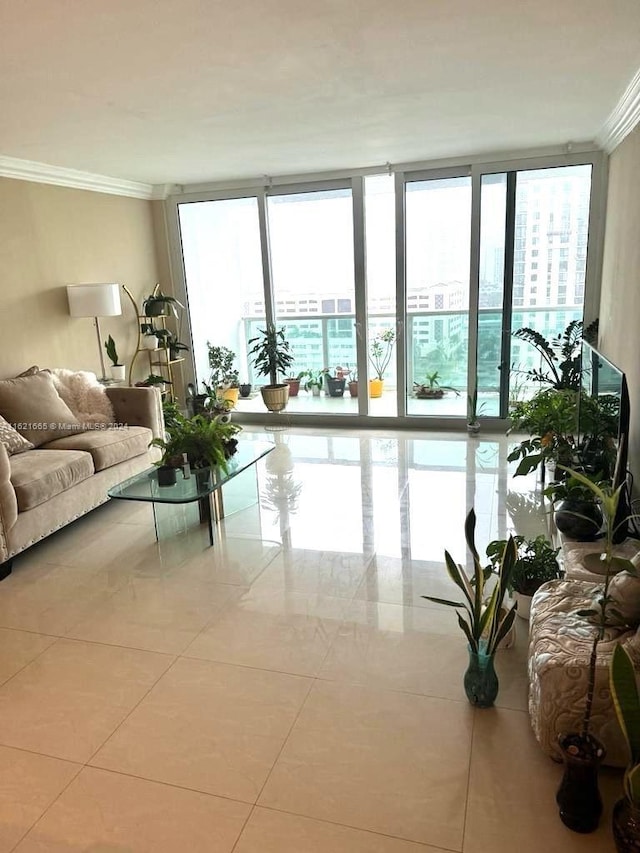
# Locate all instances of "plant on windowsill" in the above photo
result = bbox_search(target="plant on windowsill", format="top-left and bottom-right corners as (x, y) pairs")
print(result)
(247, 324), (294, 412)
(422, 509), (517, 708)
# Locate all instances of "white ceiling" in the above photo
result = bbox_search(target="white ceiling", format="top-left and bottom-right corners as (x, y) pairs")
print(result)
(1, 0), (639, 188)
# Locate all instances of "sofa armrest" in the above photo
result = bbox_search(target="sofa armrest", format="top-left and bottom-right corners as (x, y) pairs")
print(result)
(0, 444), (18, 561)
(105, 387), (164, 440)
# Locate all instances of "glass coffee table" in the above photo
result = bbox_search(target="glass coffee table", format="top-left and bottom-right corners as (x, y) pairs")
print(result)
(108, 441), (274, 545)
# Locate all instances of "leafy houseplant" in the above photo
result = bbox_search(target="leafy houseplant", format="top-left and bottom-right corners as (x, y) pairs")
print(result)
(142, 288), (184, 319)
(136, 374), (171, 391)
(512, 319), (584, 391)
(413, 371), (459, 400)
(150, 414), (240, 474)
(207, 344), (239, 389)
(247, 324), (294, 412)
(486, 535), (561, 619)
(302, 370), (324, 396)
(422, 509), (517, 707)
(554, 466), (637, 834)
(507, 387), (578, 477)
(610, 643), (640, 849)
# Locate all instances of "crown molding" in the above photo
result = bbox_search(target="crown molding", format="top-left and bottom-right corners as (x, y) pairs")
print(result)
(596, 66), (640, 153)
(0, 155), (154, 199)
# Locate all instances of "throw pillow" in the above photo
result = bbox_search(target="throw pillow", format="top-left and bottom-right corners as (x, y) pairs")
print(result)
(50, 369), (115, 426)
(0, 372), (81, 447)
(0, 414), (34, 455)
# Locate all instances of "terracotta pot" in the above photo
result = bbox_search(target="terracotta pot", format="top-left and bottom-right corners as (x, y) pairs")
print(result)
(348, 381), (358, 397)
(285, 378), (300, 397)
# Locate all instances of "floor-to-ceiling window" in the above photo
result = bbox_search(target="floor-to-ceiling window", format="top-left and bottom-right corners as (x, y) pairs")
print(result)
(174, 154), (599, 424)
(404, 174), (472, 417)
(177, 197), (264, 391)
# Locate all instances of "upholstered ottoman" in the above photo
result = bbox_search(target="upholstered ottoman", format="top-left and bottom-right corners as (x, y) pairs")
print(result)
(528, 577), (639, 767)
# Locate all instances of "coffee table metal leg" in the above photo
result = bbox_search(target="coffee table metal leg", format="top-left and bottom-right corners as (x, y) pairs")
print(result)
(198, 497), (214, 546)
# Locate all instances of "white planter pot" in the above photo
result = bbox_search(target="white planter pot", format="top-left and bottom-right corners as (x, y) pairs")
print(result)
(142, 336), (158, 350)
(110, 364), (126, 382)
(514, 591), (532, 620)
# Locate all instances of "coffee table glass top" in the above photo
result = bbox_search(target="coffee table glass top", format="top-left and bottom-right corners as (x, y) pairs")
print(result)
(108, 440), (274, 504)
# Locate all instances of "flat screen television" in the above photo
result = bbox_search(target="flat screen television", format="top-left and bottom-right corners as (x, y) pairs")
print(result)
(578, 342), (631, 543)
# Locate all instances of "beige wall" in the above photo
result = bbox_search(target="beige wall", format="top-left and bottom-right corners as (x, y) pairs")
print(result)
(599, 125), (640, 481)
(0, 178), (161, 383)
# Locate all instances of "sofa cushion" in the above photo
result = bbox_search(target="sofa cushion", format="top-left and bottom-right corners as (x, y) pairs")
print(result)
(0, 415), (34, 456)
(0, 373), (80, 447)
(41, 426), (152, 472)
(9, 449), (95, 512)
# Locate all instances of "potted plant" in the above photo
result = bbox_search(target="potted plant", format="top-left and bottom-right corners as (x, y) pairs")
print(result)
(467, 386), (488, 433)
(247, 324), (294, 412)
(206, 343), (239, 406)
(346, 365), (358, 398)
(135, 374), (171, 393)
(543, 474), (604, 541)
(104, 335), (125, 382)
(422, 509), (517, 707)
(507, 387), (578, 478)
(512, 319), (585, 391)
(323, 367), (347, 398)
(486, 534), (562, 619)
(150, 414), (241, 480)
(553, 466), (636, 834)
(239, 382), (252, 398)
(302, 370), (324, 397)
(142, 287), (184, 319)
(368, 329), (395, 398)
(413, 371), (459, 400)
(284, 371), (307, 398)
(609, 642), (640, 850)
(156, 330), (189, 361)
(140, 323), (159, 350)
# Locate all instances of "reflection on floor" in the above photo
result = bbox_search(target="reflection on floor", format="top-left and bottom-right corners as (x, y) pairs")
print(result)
(0, 427), (621, 851)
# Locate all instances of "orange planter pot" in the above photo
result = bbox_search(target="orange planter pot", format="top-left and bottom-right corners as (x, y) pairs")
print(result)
(369, 378), (384, 398)
(221, 387), (239, 407)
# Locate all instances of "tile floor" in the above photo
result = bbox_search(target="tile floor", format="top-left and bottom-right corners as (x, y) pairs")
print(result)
(0, 427), (622, 851)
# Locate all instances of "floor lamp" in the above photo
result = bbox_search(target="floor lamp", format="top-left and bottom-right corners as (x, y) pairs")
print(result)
(66, 283), (122, 381)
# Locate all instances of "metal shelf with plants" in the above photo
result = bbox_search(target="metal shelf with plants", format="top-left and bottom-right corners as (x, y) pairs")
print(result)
(123, 284), (189, 401)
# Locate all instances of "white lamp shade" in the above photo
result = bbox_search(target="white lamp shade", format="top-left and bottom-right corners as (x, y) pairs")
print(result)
(67, 283), (122, 317)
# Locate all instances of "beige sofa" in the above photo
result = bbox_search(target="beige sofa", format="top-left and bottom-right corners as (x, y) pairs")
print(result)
(0, 384), (163, 578)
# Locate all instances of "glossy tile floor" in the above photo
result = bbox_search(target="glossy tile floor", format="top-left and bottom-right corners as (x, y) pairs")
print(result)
(0, 427), (622, 851)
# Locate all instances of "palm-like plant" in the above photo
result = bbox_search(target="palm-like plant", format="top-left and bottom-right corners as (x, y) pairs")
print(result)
(248, 324), (294, 386)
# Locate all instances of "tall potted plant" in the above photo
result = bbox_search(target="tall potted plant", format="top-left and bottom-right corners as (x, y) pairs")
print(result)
(247, 324), (294, 412)
(368, 329), (395, 398)
(553, 466), (636, 834)
(423, 509), (517, 707)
